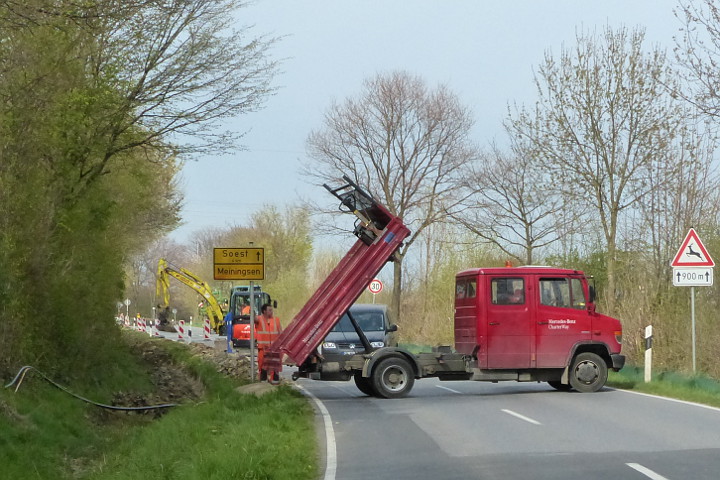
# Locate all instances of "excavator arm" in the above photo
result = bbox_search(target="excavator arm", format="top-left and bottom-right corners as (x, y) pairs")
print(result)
(156, 258), (226, 334)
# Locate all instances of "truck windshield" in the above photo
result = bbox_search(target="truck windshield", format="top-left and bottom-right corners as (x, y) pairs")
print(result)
(332, 312), (385, 332)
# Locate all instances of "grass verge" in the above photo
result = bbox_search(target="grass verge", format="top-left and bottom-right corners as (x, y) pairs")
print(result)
(0, 333), (318, 480)
(609, 366), (720, 408)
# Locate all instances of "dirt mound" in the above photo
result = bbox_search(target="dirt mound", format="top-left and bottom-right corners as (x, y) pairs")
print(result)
(103, 337), (259, 422)
(236, 382), (276, 397)
(187, 343), (253, 380)
(105, 341), (207, 419)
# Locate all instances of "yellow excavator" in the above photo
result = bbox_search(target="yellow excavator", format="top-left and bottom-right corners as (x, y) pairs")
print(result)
(156, 258), (226, 334)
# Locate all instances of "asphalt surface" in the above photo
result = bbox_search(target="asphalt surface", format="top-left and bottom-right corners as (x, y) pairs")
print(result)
(296, 376), (720, 480)
(134, 325), (720, 479)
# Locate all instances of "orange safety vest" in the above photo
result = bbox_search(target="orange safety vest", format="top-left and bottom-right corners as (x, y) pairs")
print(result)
(255, 315), (281, 348)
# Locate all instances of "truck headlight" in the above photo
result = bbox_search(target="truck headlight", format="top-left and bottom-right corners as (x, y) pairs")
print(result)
(370, 341), (384, 348)
(322, 342), (337, 349)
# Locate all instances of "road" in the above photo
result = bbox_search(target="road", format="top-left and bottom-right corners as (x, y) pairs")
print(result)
(295, 377), (720, 480)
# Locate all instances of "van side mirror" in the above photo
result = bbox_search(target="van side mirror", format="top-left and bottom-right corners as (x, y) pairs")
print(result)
(387, 324), (398, 333)
(273, 300), (277, 308)
(588, 285), (596, 304)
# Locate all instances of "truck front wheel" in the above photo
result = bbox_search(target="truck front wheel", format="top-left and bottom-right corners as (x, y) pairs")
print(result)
(371, 356), (415, 399)
(569, 352), (608, 393)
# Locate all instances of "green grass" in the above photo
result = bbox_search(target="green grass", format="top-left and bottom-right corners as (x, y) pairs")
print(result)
(609, 366), (720, 408)
(0, 334), (318, 480)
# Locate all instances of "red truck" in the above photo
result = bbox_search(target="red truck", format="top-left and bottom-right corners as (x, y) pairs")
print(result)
(261, 176), (624, 397)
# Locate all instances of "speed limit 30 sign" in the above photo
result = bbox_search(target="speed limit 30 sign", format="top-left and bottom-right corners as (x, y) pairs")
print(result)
(368, 279), (383, 294)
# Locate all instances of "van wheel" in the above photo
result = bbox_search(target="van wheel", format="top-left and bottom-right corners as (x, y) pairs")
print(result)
(547, 380), (571, 391)
(371, 357), (415, 399)
(569, 352), (608, 392)
(353, 373), (377, 396)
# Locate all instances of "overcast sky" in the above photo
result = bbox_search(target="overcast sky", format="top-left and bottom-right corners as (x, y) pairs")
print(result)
(170, 0), (681, 244)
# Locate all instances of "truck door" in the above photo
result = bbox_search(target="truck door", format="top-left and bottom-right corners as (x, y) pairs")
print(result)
(535, 276), (591, 367)
(486, 277), (532, 369)
(454, 276), (478, 355)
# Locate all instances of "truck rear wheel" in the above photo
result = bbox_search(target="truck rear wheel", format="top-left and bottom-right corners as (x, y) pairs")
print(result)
(547, 380), (571, 391)
(371, 356), (415, 399)
(569, 352), (608, 393)
(353, 372), (377, 396)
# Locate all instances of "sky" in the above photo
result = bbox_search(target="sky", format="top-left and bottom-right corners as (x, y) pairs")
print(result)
(170, 0), (682, 245)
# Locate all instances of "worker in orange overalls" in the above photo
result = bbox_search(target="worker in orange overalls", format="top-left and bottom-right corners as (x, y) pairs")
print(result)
(255, 303), (282, 380)
(240, 297), (252, 315)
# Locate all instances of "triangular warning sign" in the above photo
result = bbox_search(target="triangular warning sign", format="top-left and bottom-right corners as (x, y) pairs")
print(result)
(671, 228), (715, 267)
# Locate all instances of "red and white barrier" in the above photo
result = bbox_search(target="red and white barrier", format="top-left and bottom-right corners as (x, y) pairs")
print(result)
(204, 318), (212, 340)
(177, 319), (185, 341)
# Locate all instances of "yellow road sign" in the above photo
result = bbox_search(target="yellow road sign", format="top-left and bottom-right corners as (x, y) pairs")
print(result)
(214, 247), (264, 265)
(213, 247), (264, 280)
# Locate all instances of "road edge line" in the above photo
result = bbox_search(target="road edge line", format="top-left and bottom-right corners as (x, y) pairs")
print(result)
(615, 388), (720, 413)
(296, 383), (337, 480)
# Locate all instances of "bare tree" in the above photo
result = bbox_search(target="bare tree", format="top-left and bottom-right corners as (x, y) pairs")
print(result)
(505, 26), (688, 312)
(304, 71), (478, 318)
(453, 144), (583, 265)
(675, 0), (720, 119)
(635, 128), (720, 288)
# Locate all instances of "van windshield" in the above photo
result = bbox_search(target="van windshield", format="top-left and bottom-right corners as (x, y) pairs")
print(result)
(332, 311), (385, 332)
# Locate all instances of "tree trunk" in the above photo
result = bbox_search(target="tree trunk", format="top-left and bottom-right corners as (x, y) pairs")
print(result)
(392, 259), (403, 324)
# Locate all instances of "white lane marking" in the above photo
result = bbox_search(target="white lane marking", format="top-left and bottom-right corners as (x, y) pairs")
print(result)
(501, 409), (542, 425)
(616, 388), (720, 413)
(296, 384), (337, 480)
(436, 385), (462, 394)
(626, 463), (671, 480)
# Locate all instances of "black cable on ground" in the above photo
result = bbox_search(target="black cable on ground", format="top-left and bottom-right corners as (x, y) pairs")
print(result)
(4, 365), (179, 411)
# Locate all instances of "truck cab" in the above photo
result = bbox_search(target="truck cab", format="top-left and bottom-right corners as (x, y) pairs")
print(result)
(454, 266), (624, 391)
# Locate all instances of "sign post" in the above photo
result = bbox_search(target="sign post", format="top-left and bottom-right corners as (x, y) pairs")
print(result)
(644, 325), (653, 383)
(671, 228), (715, 373)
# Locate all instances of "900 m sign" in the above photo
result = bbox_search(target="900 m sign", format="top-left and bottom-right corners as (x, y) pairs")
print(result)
(673, 267), (713, 286)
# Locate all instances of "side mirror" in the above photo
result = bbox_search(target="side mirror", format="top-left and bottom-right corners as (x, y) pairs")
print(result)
(387, 324), (398, 333)
(588, 285), (596, 304)
(273, 300), (278, 308)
